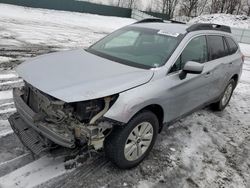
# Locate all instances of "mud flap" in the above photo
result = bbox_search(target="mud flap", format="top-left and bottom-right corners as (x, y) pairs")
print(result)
(9, 113), (52, 156)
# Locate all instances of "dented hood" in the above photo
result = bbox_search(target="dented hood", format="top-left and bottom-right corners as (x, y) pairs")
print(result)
(17, 49), (153, 102)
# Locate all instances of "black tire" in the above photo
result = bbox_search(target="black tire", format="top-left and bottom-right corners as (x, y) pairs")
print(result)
(104, 111), (159, 169)
(211, 79), (236, 111)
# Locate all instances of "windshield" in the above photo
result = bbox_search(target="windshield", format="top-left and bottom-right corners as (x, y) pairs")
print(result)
(87, 27), (182, 69)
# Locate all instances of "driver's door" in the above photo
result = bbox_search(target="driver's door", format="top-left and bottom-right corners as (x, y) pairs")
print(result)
(162, 35), (213, 122)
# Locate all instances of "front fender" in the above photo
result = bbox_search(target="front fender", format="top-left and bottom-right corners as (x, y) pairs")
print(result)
(104, 87), (163, 124)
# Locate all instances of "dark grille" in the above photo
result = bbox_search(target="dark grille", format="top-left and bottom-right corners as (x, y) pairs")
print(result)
(22, 83), (40, 113)
(28, 89), (40, 113)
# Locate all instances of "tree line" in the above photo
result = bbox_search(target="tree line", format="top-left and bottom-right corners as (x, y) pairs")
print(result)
(108, 0), (250, 19)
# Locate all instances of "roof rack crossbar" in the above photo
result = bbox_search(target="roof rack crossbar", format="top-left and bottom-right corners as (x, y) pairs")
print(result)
(169, 20), (186, 24)
(187, 23), (231, 33)
(134, 18), (164, 24)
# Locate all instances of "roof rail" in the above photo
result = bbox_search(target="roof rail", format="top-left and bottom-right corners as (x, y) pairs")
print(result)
(170, 20), (186, 24)
(134, 18), (164, 24)
(187, 23), (231, 33)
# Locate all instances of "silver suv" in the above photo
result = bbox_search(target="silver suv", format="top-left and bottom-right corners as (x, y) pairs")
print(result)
(9, 19), (243, 169)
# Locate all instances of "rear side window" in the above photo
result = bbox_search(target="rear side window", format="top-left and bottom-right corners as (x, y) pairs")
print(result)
(226, 37), (238, 55)
(207, 35), (227, 60)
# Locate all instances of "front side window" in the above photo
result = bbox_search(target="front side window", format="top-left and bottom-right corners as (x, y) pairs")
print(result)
(169, 36), (208, 73)
(207, 35), (227, 60)
(88, 27), (182, 69)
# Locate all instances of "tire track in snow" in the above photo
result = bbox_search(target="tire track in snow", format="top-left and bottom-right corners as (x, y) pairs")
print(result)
(0, 72), (18, 80)
(0, 152), (34, 177)
(0, 150), (108, 188)
(0, 133), (27, 165)
(0, 120), (13, 138)
(0, 90), (13, 100)
(0, 71), (21, 125)
(0, 79), (23, 87)
(0, 72), (26, 168)
(39, 156), (109, 188)
(0, 155), (67, 188)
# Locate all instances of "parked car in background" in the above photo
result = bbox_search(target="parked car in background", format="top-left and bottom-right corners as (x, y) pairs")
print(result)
(9, 19), (243, 169)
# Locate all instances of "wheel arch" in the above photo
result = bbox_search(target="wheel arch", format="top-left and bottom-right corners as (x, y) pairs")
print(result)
(231, 74), (239, 87)
(132, 104), (165, 133)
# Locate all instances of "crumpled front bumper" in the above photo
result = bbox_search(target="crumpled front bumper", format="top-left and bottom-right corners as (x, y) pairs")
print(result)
(8, 88), (76, 155)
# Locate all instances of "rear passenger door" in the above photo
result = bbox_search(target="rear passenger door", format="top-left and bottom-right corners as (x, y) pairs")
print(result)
(206, 35), (231, 99)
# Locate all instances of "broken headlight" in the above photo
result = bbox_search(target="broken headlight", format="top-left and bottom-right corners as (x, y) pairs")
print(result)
(72, 94), (118, 124)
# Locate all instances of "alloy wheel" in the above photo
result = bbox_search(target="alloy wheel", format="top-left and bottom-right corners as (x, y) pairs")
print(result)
(124, 122), (154, 161)
(222, 84), (233, 106)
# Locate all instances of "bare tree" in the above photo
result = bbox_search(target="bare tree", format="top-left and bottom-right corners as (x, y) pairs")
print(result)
(117, 0), (122, 7)
(153, 0), (178, 18)
(180, 0), (199, 17)
(208, 0), (242, 14)
(115, 0), (138, 9)
(113, 0), (250, 16)
(220, 0), (227, 13)
(198, 0), (211, 15)
(209, 0), (223, 13)
(237, 0), (250, 15)
(127, 0), (136, 8)
(225, 0), (241, 14)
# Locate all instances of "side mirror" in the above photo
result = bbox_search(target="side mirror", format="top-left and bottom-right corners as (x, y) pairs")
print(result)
(179, 61), (204, 80)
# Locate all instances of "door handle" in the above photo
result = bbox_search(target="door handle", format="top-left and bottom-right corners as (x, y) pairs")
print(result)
(229, 62), (233, 65)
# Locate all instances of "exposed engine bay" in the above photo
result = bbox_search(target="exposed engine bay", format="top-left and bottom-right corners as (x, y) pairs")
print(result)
(20, 82), (118, 150)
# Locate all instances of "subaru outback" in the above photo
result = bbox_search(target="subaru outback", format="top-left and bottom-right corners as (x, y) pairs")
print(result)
(9, 19), (243, 169)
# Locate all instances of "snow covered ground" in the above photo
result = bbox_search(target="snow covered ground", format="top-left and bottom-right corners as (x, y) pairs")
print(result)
(239, 43), (250, 57)
(0, 4), (249, 188)
(0, 3), (134, 65)
(189, 14), (250, 29)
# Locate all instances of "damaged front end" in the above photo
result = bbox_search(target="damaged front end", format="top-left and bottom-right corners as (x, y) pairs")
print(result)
(9, 82), (119, 155)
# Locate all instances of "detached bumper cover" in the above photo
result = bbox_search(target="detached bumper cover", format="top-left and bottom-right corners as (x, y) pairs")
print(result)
(8, 88), (75, 153)
(9, 113), (50, 155)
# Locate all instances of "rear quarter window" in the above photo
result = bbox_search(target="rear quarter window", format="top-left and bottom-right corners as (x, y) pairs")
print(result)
(226, 37), (239, 55)
(207, 35), (227, 60)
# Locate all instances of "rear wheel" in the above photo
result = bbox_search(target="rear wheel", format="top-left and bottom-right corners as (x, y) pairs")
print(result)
(104, 111), (159, 169)
(212, 79), (235, 111)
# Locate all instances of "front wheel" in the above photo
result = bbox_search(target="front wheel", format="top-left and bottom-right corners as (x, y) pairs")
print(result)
(104, 111), (159, 169)
(212, 79), (235, 111)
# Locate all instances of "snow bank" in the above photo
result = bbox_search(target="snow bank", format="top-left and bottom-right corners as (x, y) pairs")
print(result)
(0, 4), (134, 32)
(189, 14), (250, 29)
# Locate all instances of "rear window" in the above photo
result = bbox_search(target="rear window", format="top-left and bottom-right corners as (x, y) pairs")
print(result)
(226, 37), (238, 55)
(207, 35), (227, 60)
